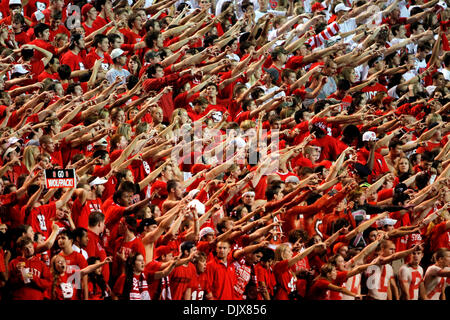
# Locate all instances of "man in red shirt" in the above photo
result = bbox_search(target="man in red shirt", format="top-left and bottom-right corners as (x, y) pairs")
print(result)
(206, 240), (236, 300)
(29, 22), (56, 60)
(169, 241), (197, 300)
(37, 55), (59, 82)
(60, 32), (86, 72)
(86, 211), (109, 283)
(8, 237), (51, 300)
(85, 33), (112, 70)
(57, 229), (89, 300)
(121, 12), (143, 46)
(142, 64), (195, 123)
(92, 0), (113, 31)
(356, 131), (390, 183)
(111, 216), (146, 283)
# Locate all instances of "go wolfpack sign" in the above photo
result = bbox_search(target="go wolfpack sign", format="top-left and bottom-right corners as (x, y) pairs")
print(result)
(44, 169), (76, 189)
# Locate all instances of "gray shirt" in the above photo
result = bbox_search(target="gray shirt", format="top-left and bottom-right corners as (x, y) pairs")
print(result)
(106, 68), (131, 86)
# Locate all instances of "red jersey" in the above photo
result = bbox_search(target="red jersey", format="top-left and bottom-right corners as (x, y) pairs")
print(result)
(273, 260), (296, 300)
(71, 197), (103, 230)
(255, 263), (276, 300)
(188, 272), (210, 300)
(60, 50), (86, 72)
(47, 273), (77, 300)
(86, 230), (109, 283)
(27, 202), (57, 239)
(8, 255), (52, 300)
(59, 250), (88, 299)
(308, 278), (331, 300)
(329, 270), (348, 300)
(114, 272), (151, 300)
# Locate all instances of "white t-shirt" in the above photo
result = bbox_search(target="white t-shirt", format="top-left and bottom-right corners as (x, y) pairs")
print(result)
(398, 264), (424, 300)
(365, 264), (394, 300)
(441, 68), (450, 81)
(342, 273), (361, 300)
(423, 265), (447, 300)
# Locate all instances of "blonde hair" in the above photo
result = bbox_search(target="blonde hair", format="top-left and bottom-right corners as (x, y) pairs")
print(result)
(171, 108), (188, 130)
(240, 120), (255, 131)
(23, 145), (39, 173)
(274, 243), (290, 261)
(117, 123), (132, 140)
(425, 113), (442, 126)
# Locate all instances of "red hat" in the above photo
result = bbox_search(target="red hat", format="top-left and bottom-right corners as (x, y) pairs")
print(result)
(81, 3), (94, 20)
(311, 2), (326, 11)
(377, 188), (394, 202)
(314, 160), (332, 169)
(333, 242), (346, 255)
(295, 157), (313, 168)
(191, 163), (211, 175)
(150, 180), (168, 196)
(155, 245), (173, 259)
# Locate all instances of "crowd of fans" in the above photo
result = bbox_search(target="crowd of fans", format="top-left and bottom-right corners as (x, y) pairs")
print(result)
(0, 0), (449, 301)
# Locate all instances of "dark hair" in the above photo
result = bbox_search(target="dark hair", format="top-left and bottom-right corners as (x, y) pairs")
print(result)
(69, 32), (83, 50)
(94, 0), (108, 12)
(146, 63), (163, 78)
(34, 23), (50, 38)
(58, 229), (74, 241)
(288, 229), (309, 244)
(93, 34), (108, 48)
(388, 138), (402, 150)
(57, 64), (72, 80)
(265, 187), (281, 201)
(73, 227), (88, 240)
(88, 211), (105, 228)
(166, 179), (179, 193)
(180, 241), (196, 256)
(86, 256), (107, 298)
(144, 31), (160, 48)
(122, 253), (145, 300)
(415, 173), (429, 190)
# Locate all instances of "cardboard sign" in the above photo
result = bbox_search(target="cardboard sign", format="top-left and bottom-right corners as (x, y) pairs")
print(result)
(44, 169), (76, 189)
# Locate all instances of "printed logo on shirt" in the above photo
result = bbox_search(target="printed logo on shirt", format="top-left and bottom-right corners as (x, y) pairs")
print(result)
(36, 2), (46, 11)
(61, 282), (74, 299)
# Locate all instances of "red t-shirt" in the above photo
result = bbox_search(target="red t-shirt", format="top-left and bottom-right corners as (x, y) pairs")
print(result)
(169, 262), (197, 300)
(308, 278), (331, 300)
(273, 260), (296, 300)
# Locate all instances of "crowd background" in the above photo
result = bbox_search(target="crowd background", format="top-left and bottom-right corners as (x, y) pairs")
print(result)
(0, 0), (449, 301)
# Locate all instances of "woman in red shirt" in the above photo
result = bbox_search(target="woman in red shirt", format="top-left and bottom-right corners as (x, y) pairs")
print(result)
(113, 253), (151, 300)
(86, 256), (114, 300)
(273, 242), (326, 300)
(48, 254), (111, 300)
(307, 263), (363, 300)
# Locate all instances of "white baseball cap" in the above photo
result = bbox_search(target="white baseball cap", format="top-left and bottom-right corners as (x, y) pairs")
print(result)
(187, 199), (205, 215)
(9, 0), (22, 6)
(335, 3), (351, 13)
(94, 137), (108, 147)
(362, 131), (378, 142)
(110, 48), (125, 60)
(199, 227), (215, 239)
(377, 218), (397, 228)
(286, 176), (300, 184)
(89, 177), (108, 187)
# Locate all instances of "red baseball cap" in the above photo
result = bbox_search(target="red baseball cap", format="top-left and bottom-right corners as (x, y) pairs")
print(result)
(154, 245), (173, 259)
(81, 4), (94, 19)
